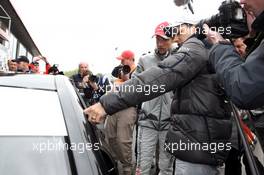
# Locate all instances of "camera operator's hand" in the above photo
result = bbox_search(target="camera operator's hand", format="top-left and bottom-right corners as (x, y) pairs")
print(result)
(84, 102), (107, 124)
(82, 75), (89, 83)
(120, 72), (130, 82)
(79, 75), (89, 88)
(88, 81), (99, 91)
(203, 24), (226, 44)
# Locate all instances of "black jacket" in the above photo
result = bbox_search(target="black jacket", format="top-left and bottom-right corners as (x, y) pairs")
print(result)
(72, 73), (110, 105)
(100, 36), (232, 165)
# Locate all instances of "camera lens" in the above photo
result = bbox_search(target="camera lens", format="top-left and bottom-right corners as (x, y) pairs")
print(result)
(122, 65), (131, 75)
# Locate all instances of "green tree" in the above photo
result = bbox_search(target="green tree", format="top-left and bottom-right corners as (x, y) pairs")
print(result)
(64, 68), (78, 77)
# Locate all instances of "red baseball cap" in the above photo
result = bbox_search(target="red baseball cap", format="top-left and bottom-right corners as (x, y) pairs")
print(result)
(116, 50), (135, 60)
(153, 21), (170, 39)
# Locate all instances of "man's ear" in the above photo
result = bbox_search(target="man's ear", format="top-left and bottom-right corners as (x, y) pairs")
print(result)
(171, 35), (176, 41)
(172, 35), (180, 43)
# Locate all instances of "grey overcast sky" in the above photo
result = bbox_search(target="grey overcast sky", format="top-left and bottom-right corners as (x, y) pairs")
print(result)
(10, 0), (223, 74)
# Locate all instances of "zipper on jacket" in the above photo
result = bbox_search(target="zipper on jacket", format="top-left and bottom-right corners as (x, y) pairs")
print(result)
(158, 96), (163, 131)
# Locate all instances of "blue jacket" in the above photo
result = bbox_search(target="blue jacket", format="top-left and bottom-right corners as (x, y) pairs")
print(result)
(209, 11), (264, 109)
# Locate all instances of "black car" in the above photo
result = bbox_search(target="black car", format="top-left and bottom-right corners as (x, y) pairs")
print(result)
(0, 73), (118, 175)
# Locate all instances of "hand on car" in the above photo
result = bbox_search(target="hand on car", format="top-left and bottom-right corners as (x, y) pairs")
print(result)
(84, 103), (107, 124)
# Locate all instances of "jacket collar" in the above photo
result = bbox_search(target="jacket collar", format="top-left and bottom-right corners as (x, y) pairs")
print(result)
(154, 49), (170, 61)
(252, 11), (264, 32)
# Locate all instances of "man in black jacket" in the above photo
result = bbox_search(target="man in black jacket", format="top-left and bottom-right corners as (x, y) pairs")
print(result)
(85, 18), (232, 175)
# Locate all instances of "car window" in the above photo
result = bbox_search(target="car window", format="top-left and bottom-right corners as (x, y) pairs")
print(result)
(0, 86), (67, 136)
(0, 136), (72, 175)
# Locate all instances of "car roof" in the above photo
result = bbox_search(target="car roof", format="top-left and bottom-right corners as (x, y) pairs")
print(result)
(0, 74), (59, 90)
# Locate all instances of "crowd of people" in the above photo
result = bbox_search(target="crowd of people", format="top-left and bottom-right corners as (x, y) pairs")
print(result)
(83, 0), (264, 175)
(4, 0), (264, 174)
(6, 55), (63, 75)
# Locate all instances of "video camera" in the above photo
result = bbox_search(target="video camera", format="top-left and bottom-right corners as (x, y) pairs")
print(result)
(201, 0), (249, 39)
(165, 0), (249, 39)
(111, 65), (131, 78)
(48, 64), (63, 75)
(88, 74), (99, 82)
(82, 70), (98, 83)
(174, 0), (194, 14)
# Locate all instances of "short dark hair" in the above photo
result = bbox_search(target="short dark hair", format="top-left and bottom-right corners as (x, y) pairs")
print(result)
(48, 64), (59, 74)
(17, 56), (29, 64)
(8, 59), (17, 64)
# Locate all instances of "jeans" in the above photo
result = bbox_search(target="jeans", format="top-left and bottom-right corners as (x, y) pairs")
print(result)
(174, 159), (219, 175)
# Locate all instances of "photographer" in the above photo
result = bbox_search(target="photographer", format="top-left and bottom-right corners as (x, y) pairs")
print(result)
(72, 62), (109, 106)
(83, 73), (110, 106)
(72, 62), (92, 105)
(204, 0), (264, 110)
(105, 50), (137, 175)
(203, 1), (264, 174)
(116, 50), (137, 80)
(72, 62), (91, 88)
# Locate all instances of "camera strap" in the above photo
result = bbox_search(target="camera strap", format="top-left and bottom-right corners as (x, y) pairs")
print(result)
(129, 66), (136, 79)
(230, 103), (261, 175)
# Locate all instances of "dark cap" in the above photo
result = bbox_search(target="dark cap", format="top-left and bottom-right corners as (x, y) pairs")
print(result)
(48, 64), (59, 74)
(9, 59), (17, 63)
(17, 56), (29, 64)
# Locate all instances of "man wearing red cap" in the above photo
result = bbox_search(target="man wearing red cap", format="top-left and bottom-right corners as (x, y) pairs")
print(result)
(116, 50), (137, 80)
(104, 50), (137, 175)
(133, 21), (175, 175)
